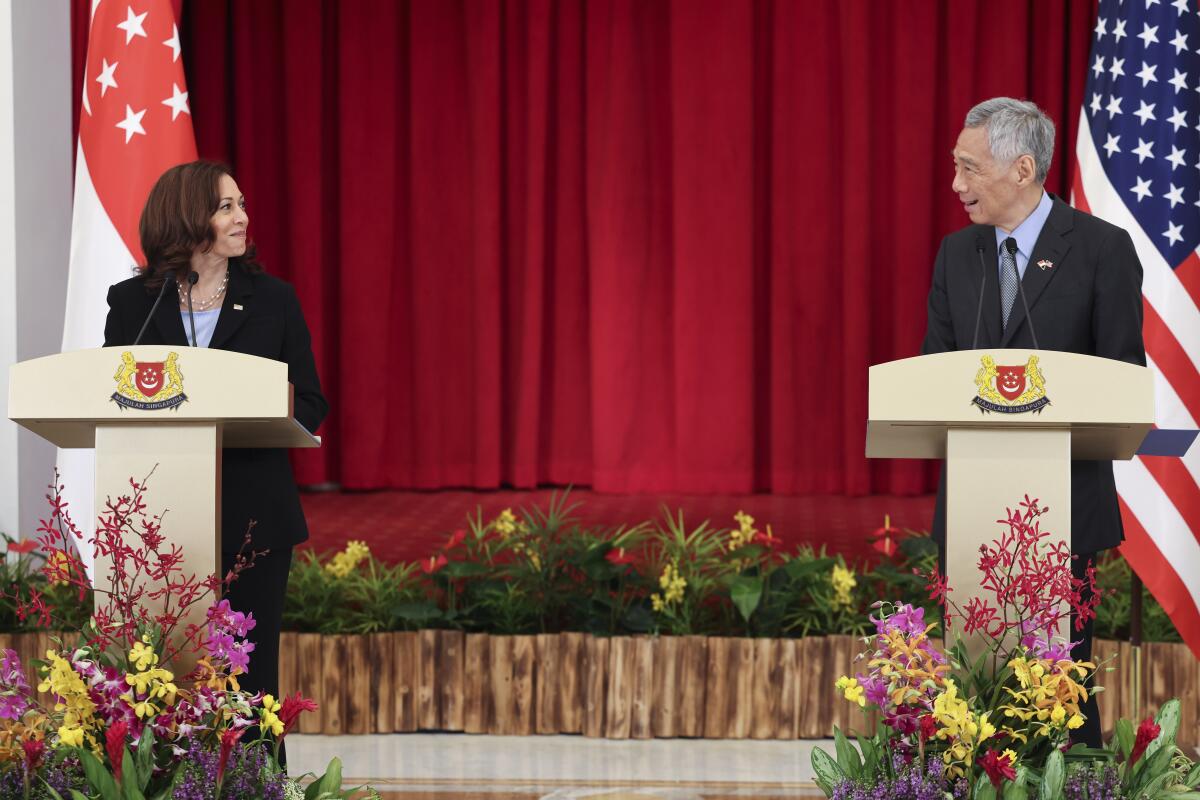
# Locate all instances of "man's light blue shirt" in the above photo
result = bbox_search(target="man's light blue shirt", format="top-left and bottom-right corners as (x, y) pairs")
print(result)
(995, 190), (1052, 281)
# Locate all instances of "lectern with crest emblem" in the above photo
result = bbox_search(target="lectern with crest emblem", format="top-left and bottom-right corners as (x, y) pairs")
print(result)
(7, 347), (320, 669)
(866, 349), (1153, 655)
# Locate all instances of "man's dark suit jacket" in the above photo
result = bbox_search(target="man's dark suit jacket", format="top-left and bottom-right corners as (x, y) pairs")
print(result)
(103, 259), (328, 554)
(921, 193), (1146, 555)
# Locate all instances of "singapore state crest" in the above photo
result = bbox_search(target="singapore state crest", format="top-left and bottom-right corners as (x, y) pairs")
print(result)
(111, 351), (187, 411)
(971, 354), (1049, 414)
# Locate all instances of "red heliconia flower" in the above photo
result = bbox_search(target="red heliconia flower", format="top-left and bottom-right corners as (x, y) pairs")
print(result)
(752, 530), (780, 549)
(977, 749), (1017, 788)
(217, 726), (246, 785)
(918, 713), (938, 742)
(444, 529), (466, 550)
(278, 691), (319, 737)
(22, 738), (45, 771)
(1130, 718), (1160, 766)
(871, 514), (903, 557)
(605, 547), (637, 566)
(422, 553), (449, 575)
(105, 721), (128, 783)
(6, 538), (37, 555)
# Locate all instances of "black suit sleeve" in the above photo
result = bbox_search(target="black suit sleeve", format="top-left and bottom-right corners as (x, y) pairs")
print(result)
(921, 238), (955, 355)
(1094, 227), (1146, 367)
(283, 285), (329, 434)
(103, 285), (126, 347)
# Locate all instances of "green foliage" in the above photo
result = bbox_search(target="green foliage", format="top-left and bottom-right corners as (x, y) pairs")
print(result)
(1093, 551), (1182, 643)
(283, 549), (425, 634)
(267, 496), (1182, 643)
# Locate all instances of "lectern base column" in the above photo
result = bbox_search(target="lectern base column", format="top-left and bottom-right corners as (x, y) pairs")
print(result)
(946, 427), (1071, 656)
(93, 423), (220, 676)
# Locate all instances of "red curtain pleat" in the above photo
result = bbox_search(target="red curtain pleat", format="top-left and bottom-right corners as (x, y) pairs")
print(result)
(70, 0), (1096, 494)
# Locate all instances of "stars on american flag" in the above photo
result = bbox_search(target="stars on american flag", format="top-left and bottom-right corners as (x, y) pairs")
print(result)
(1085, 0), (1199, 261)
(82, 4), (192, 147)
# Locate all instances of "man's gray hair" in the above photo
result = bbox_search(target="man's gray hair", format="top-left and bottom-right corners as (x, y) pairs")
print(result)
(964, 97), (1056, 184)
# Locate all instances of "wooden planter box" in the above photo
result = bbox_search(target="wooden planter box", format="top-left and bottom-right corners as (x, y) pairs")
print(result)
(275, 632), (1199, 746)
(4, 631), (1194, 746)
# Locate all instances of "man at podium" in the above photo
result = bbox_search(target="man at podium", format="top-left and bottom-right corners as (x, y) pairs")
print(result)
(921, 97), (1146, 747)
(102, 161), (328, 700)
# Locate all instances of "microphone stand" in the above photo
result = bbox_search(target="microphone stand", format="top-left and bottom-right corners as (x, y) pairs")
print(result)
(185, 271), (199, 347)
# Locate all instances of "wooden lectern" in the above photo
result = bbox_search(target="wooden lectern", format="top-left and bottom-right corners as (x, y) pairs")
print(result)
(7, 346), (320, 659)
(867, 350), (1153, 648)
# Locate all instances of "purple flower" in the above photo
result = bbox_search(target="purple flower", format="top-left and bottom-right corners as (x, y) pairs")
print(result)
(859, 674), (889, 708)
(0, 648), (30, 721)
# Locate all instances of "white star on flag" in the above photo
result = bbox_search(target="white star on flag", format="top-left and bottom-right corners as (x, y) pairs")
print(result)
(1132, 137), (1155, 162)
(1168, 68), (1187, 93)
(1136, 61), (1158, 87)
(1166, 145), (1187, 170)
(162, 83), (189, 120)
(1109, 57), (1126, 79)
(163, 23), (181, 62)
(95, 58), (118, 97)
(1113, 18), (1128, 42)
(1107, 95), (1124, 117)
(1163, 221), (1184, 245)
(1104, 133), (1123, 156)
(1134, 99), (1157, 124)
(116, 6), (148, 45)
(1164, 183), (1185, 207)
(1137, 21), (1160, 47)
(1169, 30), (1188, 54)
(1131, 175), (1154, 201)
(115, 104), (147, 142)
(1167, 106), (1187, 131)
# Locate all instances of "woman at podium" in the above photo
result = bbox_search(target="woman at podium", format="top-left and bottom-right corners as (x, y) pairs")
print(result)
(102, 160), (328, 700)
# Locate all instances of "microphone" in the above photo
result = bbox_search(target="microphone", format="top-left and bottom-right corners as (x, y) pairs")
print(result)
(1004, 237), (1040, 350)
(971, 235), (987, 349)
(185, 271), (199, 347)
(133, 273), (177, 346)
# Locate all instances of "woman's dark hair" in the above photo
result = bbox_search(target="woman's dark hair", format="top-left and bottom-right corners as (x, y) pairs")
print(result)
(138, 160), (262, 291)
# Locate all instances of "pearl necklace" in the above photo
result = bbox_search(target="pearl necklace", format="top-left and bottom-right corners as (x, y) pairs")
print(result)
(179, 271), (229, 311)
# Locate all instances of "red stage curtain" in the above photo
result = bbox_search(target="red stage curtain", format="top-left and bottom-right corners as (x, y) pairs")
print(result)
(71, 0), (1095, 493)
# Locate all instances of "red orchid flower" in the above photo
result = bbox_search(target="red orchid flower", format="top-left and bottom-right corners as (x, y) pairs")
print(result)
(5, 538), (37, 555)
(977, 749), (1016, 788)
(422, 553), (449, 575)
(605, 547), (637, 566)
(1130, 718), (1160, 766)
(105, 721), (128, 783)
(278, 692), (319, 737)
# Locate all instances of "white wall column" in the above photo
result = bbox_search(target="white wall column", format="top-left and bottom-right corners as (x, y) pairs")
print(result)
(0, 0), (72, 540)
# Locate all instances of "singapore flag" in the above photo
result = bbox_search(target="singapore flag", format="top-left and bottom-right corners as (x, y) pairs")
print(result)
(59, 0), (196, 576)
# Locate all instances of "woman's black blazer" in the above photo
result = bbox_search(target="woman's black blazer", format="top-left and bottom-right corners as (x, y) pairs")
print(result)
(102, 260), (328, 553)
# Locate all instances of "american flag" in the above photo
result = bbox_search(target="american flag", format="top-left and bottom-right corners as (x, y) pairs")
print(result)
(1073, 0), (1200, 658)
(58, 0), (196, 577)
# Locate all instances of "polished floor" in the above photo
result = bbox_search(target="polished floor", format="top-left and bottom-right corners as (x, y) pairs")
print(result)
(288, 734), (829, 799)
